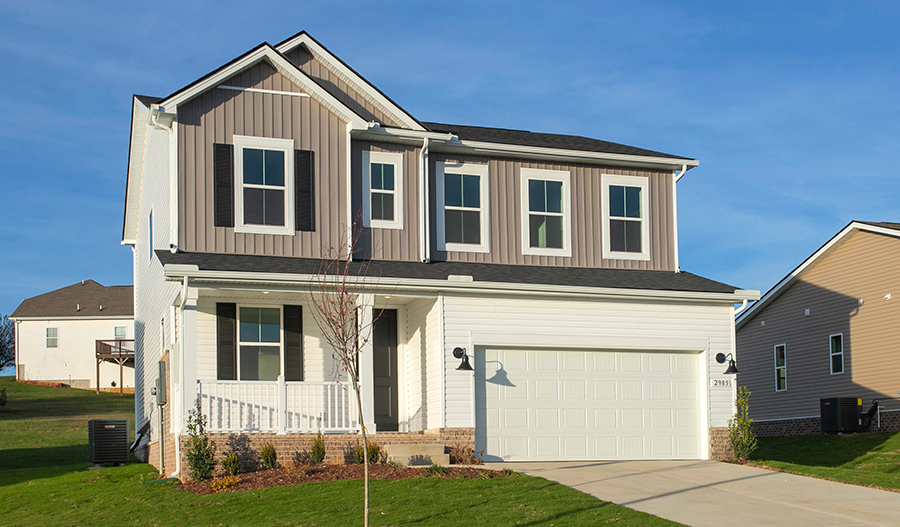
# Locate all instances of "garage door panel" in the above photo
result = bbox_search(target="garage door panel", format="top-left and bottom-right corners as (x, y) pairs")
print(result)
(651, 437), (674, 456)
(649, 382), (672, 400)
(536, 437), (559, 457)
(619, 353), (643, 372)
(562, 352), (585, 371)
(621, 381), (643, 400)
(622, 437), (644, 456)
(503, 408), (528, 428)
(563, 408), (586, 428)
(596, 437), (618, 456)
(592, 353), (616, 372)
(535, 408), (559, 428)
(564, 437), (587, 457)
(595, 408), (617, 427)
(650, 409), (672, 428)
(563, 380), (586, 399)
(534, 352), (558, 371)
(535, 380), (558, 399)
(649, 354), (671, 373)
(594, 381), (617, 400)
(621, 408), (644, 427)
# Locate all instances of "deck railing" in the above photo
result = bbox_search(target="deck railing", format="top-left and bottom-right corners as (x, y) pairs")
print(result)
(197, 377), (358, 434)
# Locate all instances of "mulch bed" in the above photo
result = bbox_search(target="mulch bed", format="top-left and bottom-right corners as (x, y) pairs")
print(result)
(18, 380), (69, 388)
(182, 464), (514, 494)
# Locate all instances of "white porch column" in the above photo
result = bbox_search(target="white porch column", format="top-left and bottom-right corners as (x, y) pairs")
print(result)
(357, 294), (376, 434)
(178, 286), (199, 435)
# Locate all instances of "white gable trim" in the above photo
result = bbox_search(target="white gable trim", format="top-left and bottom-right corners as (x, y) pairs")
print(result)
(276, 33), (425, 131)
(159, 45), (367, 130)
(735, 221), (900, 329)
(122, 98), (150, 245)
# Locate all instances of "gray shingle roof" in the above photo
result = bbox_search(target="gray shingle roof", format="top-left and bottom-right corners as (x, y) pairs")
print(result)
(421, 122), (690, 160)
(11, 281), (134, 319)
(157, 251), (737, 294)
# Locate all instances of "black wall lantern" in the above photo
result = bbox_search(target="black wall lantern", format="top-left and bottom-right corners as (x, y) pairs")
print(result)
(453, 347), (473, 371)
(716, 352), (739, 374)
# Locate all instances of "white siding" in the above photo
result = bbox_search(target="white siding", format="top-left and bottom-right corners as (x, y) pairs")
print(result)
(133, 109), (181, 436)
(404, 298), (437, 431)
(16, 318), (134, 388)
(440, 295), (736, 433)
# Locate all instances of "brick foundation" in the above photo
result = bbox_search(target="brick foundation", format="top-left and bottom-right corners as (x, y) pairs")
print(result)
(708, 427), (732, 461)
(753, 409), (900, 437)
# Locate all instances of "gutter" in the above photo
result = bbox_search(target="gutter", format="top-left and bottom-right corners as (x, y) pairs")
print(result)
(420, 137), (430, 263)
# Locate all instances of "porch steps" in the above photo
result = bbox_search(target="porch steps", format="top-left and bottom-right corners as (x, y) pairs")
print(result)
(383, 443), (449, 466)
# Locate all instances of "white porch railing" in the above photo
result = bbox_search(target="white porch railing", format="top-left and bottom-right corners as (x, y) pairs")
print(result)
(197, 376), (359, 433)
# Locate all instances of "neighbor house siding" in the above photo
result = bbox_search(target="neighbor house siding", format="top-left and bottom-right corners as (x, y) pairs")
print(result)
(284, 45), (407, 128)
(440, 295), (736, 432)
(429, 154), (677, 270)
(737, 230), (900, 421)
(177, 61), (349, 258)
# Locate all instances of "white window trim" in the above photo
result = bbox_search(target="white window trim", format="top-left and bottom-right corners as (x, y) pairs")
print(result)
(362, 151), (404, 230)
(601, 174), (651, 261)
(774, 343), (787, 392)
(46, 327), (58, 348)
(114, 326), (127, 339)
(236, 304), (283, 381)
(233, 135), (296, 236)
(520, 168), (572, 257)
(829, 333), (844, 375)
(436, 161), (490, 253)
(148, 209), (154, 265)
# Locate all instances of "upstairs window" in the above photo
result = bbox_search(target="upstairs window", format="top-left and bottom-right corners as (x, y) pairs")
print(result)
(437, 162), (489, 253)
(521, 168), (571, 257)
(363, 151), (403, 230)
(774, 344), (786, 391)
(238, 307), (281, 381)
(114, 326), (127, 339)
(233, 135), (295, 235)
(601, 174), (650, 261)
(46, 327), (58, 348)
(829, 333), (844, 374)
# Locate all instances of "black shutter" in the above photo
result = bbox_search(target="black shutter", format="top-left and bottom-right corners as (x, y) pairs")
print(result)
(295, 150), (315, 231)
(214, 143), (234, 227)
(284, 305), (304, 381)
(216, 303), (237, 380)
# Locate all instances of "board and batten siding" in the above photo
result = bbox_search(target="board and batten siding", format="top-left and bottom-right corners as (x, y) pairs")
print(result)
(440, 295), (736, 431)
(429, 154), (677, 270)
(177, 61), (349, 259)
(284, 45), (407, 129)
(737, 230), (900, 420)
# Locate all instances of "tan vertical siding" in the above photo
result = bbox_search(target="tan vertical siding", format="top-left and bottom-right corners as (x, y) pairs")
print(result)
(177, 61), (349, 259)
(737, 230), (900, 420)
(429, 154), (676, 270)
(285, 46), (406, 128)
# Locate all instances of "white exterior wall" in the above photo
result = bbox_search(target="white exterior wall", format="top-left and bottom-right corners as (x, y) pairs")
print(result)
(15, 317), (134, 388)
(404, 298), (440, 431)
(133, 106), (181, 436)
(440, 294), (737, 434)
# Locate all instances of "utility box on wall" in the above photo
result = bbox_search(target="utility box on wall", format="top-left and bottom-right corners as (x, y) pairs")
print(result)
(820, 397), (861, 433)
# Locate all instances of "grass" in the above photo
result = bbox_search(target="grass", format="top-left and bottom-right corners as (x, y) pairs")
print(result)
(752, 431), (900, 491)
(0, 376), (680, 526)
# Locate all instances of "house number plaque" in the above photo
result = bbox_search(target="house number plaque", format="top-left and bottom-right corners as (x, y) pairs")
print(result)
(710, 379), (732, 388)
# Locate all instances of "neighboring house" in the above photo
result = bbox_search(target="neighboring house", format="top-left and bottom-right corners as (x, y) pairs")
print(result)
(123, 30), (757, 476)
(10, 280), (135, 392)
(736, 221), (900, 436)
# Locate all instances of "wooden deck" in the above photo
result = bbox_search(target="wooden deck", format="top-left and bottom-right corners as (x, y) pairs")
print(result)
(95, 339), (134, 395)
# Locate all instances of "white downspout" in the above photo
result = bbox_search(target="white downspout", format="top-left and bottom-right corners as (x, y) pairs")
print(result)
(171, 275), (188, 478)
(347, 123), (354, 259)
(672, 164), (686, 272)
(733, 298), (749, 316)
(420, 137), (430, 263)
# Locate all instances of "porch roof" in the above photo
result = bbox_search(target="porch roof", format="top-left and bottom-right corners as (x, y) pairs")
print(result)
(157, 250), (741, 295)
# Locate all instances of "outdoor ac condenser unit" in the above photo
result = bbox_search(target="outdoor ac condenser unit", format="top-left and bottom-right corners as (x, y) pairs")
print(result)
(88, 419), (130, 465)
(820, 397), (861, 433)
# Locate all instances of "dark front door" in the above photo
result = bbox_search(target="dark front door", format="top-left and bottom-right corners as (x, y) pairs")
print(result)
(373, 309), (399, 431)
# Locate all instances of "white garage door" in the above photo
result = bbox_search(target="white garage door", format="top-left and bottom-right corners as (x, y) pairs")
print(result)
(475, 348), (702, 461)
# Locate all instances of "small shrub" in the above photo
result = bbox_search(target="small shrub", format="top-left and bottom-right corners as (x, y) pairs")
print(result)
(478, 471), (491, 480)
(310, 431), (326, 465)
(424, 463), (447, 476)
(501, 468), (521, 477)
(185, 398), (216, 481)
(209, 475), (241, 491)
(0, 387), (7, 407)
(729, 386), (759, 461)
(385, 458), (403, 467)
(353, 439), (380, 465)
(260, 442), (277, 469)
(222, 451), (240, 476)
(448, 443), (483, 465)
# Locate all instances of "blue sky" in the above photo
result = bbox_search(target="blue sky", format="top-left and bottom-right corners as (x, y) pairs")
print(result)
(1, 0), (899, 315)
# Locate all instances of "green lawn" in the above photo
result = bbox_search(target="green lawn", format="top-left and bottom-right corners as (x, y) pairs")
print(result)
(752, 431), (900, 491)
(0, 376), (679, 526)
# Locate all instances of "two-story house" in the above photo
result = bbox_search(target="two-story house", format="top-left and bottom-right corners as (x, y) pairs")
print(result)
(123, 31), (758, 477)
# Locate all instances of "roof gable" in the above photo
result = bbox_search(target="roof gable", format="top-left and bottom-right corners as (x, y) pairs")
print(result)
(11, 281), (134, 319)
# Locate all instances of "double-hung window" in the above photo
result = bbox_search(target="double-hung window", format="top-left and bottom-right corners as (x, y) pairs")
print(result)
(363, 151), (403, 229)
(829, 333), (844, 374)
(437, 162), (489, 252)
(46, 327), (58, 348)
(114, 326), (127, 339)
(238, 307), (282, 381)
(601, 174), (650, 261)
(521, 168), (571, 257)
(233, 135), (295, 235)
(774, 344), (787, 391)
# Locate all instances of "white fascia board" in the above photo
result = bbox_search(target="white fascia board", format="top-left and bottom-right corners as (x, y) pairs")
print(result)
(735, 221), (900, 329)
(159, 46), (367, 130)
(352, 127), (698, 170)
(11, 316), (134, 322)
(275, 34), (425, 132)
(123, 98), (150, 245)
(163, 265), (758, 304)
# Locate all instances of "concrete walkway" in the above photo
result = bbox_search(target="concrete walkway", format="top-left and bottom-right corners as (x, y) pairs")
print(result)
(495, 460), (900, 526)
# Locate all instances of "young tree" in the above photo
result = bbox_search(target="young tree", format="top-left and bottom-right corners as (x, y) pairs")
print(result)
(729, 386), (758, 461)
(0, 314), (14, 370)
(307, 236), (384, 527)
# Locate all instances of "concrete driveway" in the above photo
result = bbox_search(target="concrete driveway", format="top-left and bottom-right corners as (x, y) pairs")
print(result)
(495, 460), (900, 526)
